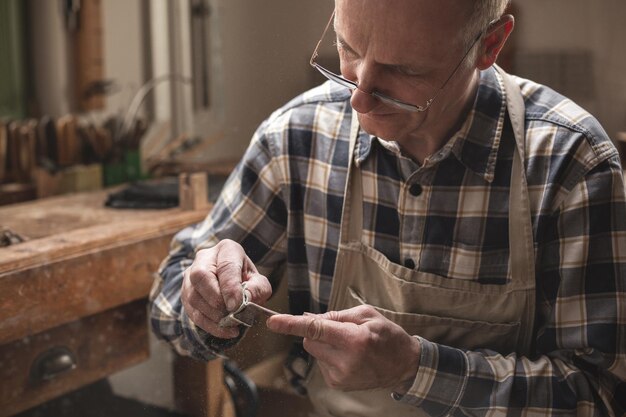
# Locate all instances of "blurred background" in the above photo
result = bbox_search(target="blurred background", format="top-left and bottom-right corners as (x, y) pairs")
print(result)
(0, 1), (624, 416)
(0, 0), (625, 201)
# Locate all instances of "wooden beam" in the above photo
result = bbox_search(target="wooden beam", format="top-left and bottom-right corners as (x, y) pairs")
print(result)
(179, 172), (209, 211)
(174, 357), (235, 417)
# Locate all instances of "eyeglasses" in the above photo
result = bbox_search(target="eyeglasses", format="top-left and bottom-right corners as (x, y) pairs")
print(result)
(310, 11), (499, 113)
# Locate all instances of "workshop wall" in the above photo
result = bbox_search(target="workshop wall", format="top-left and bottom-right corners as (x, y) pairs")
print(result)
(203, 0), (626, 161)
(25, 0), (333, 169)
(24, 1), (625, 161)
(190, 0), (332, 163)
(514, 0), (626, 141)
(28, 0), (145, 118)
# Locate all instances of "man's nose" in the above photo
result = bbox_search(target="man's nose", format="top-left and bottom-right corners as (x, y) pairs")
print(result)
(348, 64), (382, 113)
(350, 86), (379, 114)
(343, 59), (383, 112)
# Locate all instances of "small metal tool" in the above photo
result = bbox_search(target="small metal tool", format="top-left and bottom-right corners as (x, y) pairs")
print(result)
(219, 282), (279, 328)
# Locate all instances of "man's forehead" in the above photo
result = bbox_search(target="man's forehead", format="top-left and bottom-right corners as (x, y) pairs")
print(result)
(334, 0), (473, 30)
(334, 0), (471, 58)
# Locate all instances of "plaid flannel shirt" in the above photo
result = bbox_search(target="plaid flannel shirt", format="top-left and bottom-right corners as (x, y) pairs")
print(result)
(150, 67), (626, 416)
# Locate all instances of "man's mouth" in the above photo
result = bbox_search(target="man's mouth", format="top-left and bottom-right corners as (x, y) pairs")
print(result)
(360, 112), (396, 121)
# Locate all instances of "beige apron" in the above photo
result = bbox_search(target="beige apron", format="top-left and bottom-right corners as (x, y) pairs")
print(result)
(305, 67), (536, 417)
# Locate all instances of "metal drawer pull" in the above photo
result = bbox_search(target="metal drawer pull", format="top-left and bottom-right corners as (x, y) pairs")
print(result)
(30, 346), (77, 383)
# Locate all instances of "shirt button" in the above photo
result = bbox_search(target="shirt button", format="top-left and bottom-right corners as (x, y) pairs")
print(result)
(404, 258), (416, 269)
(409, 184), (422, 197)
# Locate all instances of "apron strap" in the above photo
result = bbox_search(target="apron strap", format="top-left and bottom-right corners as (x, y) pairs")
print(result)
(496, 65), (536, 289)
(496, 65), (537, 352)
(342, 111), (364, 244)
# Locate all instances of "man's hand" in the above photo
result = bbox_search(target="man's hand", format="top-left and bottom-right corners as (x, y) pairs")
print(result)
(182, 239), (272, 339)
(266, 305), (421, 392)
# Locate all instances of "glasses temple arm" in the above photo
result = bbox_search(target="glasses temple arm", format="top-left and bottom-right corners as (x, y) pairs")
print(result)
(310, 10), (336, 66)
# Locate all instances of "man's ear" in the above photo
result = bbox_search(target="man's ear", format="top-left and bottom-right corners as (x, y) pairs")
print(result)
(476, 15), (515, 70)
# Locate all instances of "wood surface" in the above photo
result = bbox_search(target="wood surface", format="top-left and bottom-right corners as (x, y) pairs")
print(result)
(174, 356), (235, 417)
(0, 299), (149, 417)
(154, 159), (239, 178)
(0, 183), (228, 416)
(179, 172), (209, 211)
(0, 188), (209, 344)
(0, 188), (207, 272)
(0, 183), (36, 207)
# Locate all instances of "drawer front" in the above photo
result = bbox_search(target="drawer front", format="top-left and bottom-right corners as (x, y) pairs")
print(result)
(0, 299), (149, 417)
(0, 233), (171, 345)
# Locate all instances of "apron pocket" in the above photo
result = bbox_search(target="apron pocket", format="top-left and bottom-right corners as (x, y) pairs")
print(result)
(348, 287), (521, 353)
(418, 243), (510, 284)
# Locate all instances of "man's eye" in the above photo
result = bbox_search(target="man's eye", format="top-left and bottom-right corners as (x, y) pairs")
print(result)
(338, 48), (358, 62)
(395, 66), (421, 77)
(335, 40), (358, 58)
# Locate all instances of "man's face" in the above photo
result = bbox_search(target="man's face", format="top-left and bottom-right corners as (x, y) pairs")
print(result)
(334, 0), (478, 143)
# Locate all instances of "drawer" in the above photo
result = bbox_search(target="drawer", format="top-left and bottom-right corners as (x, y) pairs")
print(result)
(0, 234), (171, 345)
(0, 299), (149, 417)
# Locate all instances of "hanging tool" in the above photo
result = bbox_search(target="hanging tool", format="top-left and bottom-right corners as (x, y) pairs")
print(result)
(19, 122), (38, 181)
(56, 115), (80, 167)
(63, 0), (81, 32)
(0, 121), (7, 182)
(39, 116), (59, 170)
(7, 122), (21, 182)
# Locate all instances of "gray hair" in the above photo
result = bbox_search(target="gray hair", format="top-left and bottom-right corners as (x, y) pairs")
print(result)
(459, 0), (511, 63)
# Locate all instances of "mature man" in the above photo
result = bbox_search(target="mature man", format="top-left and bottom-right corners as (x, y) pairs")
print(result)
(150, 0), (626, 415)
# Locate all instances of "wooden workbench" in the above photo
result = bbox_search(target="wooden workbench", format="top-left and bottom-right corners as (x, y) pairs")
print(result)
(0, 187), (210, 416)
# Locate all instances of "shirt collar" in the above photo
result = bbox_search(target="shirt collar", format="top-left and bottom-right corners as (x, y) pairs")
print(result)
(354, 66), (507, 182)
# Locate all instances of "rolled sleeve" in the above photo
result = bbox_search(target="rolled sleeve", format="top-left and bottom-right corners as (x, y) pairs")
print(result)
(395, 337), (469, 416)
(148, 118), (288, 362)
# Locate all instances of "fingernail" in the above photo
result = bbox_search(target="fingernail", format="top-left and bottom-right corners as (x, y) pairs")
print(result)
(226, 299), (238, 312)
(265, 317), (276, 329)
(303, 312), (314, 316)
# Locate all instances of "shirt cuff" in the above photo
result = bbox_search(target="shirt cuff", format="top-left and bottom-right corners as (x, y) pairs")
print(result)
(393, 336), (469, 417)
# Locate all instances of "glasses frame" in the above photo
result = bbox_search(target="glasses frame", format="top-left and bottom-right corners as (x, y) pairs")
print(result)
(310, 11), (500, 113)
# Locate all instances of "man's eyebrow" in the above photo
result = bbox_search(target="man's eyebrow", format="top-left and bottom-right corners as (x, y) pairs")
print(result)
(335, 34), (359, 55)
(336, 33), (429, 75)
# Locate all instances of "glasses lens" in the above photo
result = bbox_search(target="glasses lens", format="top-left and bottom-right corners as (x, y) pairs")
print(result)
(314, 61), (422, 112)
(373, 93), (425, 112)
